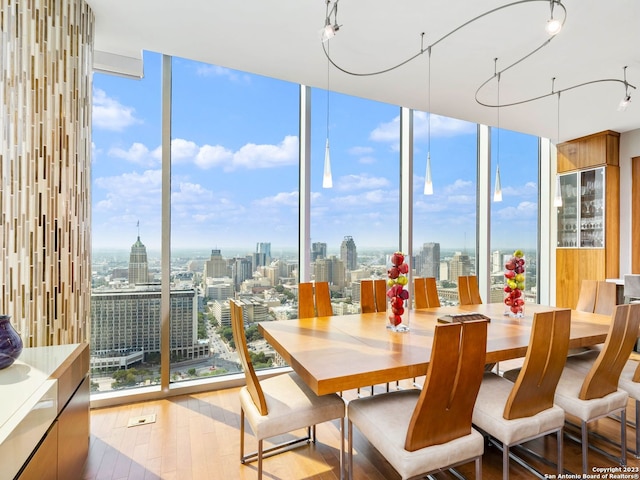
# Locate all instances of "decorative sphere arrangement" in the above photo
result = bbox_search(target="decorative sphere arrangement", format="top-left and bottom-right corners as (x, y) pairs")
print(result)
(503, 249), (526, 317)
(386, 252), (410, 331)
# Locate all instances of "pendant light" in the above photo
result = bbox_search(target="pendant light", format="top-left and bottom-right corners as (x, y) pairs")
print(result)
(323, 41), (333, 189)
(424, 46), (433, 195)
(554, 84), (563, 207)
(493, 59), (502, 202)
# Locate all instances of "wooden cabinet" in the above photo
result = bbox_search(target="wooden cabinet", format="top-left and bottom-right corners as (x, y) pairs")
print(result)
(556, 131), (620, 308)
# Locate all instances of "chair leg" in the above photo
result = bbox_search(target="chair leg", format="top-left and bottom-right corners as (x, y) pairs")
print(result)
(476, 455), (482, 480)
(636, 400), (640, 458)
(348, 420), (353, 480)
(258, 439), (263, 480)
(339, 417), (345, 480)
(311, 425), (316, 443)
(621, 409), (628, 466)
(581, 420), (588, 475)
(503, 444), (509, 480)
(557, 427), (564, 476)
(240, 408), (245, 463)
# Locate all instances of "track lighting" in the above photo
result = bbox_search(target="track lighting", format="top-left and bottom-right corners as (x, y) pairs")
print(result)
(545, 0), (562, 35)
(320, 0), (340, 43)
(618, 66), (632, 111)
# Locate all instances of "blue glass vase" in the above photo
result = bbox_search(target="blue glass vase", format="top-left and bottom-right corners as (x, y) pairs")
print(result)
(0, 315), (23, 369)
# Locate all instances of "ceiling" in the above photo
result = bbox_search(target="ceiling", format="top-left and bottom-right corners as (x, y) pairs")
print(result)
(86, 0), (640, 143)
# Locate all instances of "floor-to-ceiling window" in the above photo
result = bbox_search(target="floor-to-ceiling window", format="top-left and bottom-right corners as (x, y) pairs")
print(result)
(412, 111), (478, 305)
(490, 127), (540, 307)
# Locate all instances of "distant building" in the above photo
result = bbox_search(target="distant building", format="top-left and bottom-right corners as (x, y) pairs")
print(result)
(128, 236), (150, 285)
(340, 236), (358, 271)
(314, 255), (346, 288)
(415, 242), (441, 279)
(312, 242), (327, 262)
(450, 251), (473, 281)
(203, 249), (228, 279)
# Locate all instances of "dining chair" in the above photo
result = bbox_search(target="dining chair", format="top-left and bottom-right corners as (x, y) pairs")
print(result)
(347, 319), (488, 480)
(554, 303), (640, 474)
(230, 299), (346, 479)
(360, 278), (391, 394)
(575, 279), (598, 313)
(414, 277), (440, 309)
(593, 280), (617, 315)
(425, 277), (441, 308)
(624, 274), (640, 304)
(458, 275), (482, 306)
(298, 281), (333, 319)
(472, 309), (571, 479)
(617, 358), (640, 457)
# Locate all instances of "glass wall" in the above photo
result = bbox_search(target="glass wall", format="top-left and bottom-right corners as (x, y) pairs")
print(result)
(412, 111), (478, 305)
(490, 128), (540, 307)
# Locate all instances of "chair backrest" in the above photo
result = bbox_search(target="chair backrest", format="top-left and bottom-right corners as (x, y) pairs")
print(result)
(373, 279), (387, 312)
(458, 275), (482, 306)
(624, 274), (640, 300)
(361, 279), (387, 313)
(314, 281), (333, 317)
(425, 277), (441, 308)
(230, 299), (267, 415)
(580, 303), (640, 400)
(594, 281), (617, 315)
(503, 309), (571, 419)
(298, 282), (316, 319)
(404, 319), (488, 451)
(575, 279), (598, 313)
(414, 277), (428, 309)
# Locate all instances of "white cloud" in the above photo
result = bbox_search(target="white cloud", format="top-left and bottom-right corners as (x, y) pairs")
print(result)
(93, 169), (162, 212)
(195, 144), (234, 169)
(108, 143), (158, 167)
(253, 191), (299, 208)
(232, 135), (298, 170)
(195, 65), (250, 83)
(335, 174), (391, 192)
(92, 88), (141, 131)
(370, 112), (476, 143)
(349, 146), (374, 155)
(171, 182), (214, 204)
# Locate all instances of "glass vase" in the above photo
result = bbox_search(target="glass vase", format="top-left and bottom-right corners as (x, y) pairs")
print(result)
(0, 315), (23, 369)
(503, 251), (526, 318)
(386, 252), (410, 332)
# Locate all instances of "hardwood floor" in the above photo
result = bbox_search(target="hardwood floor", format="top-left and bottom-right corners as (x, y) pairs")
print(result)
(83, 383), (640, 479)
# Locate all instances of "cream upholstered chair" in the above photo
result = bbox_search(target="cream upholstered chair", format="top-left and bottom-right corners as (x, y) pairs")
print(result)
(347, 319), (488, 480)
(554, 303), (640, 474)
(618, 358), (640, 457)
(230, 299), (346, 479)
(458, 275), (482, 305)
(472, 309), (571, 479)
(624, 274), (640, 304)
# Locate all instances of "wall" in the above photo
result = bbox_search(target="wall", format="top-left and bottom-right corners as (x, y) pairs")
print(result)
(0, 0), (93, 346)
(619, 129), (640, 275)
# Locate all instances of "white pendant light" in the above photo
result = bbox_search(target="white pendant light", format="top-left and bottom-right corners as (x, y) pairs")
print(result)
(323, 40), (333, 189)
(424, 46), (433, 195)
(554, 88), (563, 207)
(424, 153), (433, 195)
(493, 61), (502, 203)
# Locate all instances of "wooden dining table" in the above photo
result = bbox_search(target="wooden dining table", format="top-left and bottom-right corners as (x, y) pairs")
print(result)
(258, 303), (612, 395)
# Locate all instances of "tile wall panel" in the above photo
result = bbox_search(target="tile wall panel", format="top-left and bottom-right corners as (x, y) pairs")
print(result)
(1, 0), (93, 347)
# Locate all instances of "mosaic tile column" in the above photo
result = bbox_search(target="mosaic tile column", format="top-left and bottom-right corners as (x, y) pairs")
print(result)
(0, 0), (94, 347)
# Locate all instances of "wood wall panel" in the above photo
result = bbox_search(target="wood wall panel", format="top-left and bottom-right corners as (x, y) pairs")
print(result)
(633, 157), (640, 273)
(556, 249), (605, 308)
(605, 165), (620, 279)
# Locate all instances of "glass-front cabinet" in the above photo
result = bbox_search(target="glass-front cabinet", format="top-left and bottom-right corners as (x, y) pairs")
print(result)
(556, 167), (605, 248)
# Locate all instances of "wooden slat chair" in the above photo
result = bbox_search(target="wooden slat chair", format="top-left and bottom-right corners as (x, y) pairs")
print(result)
(472, 309), (571, 479)
(414, 277), (428, 309)
(314, 281), (334, 317)
(347, 319), (488, 480)
(230, 299), (346, 480)
(425, 277), (441, 308)
(554, 303), (640, 474)
(575, 279), (598, 313)
(458, 275), (482, 306)
(594, 280), (617, 315)
(360, 279), (391, 394)
(298, 282), (316, 319)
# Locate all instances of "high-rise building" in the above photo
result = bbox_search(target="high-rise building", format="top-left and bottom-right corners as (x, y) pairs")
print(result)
(311, 242), (327, 262)
(90, 287), (205, 369)
(256, 242), (271, 263)
(314, 255), (346, 288)
(450, 251), (473, 281)
(232, 257), (253, 288)
(416, 242), (441, 279)
(340, 236), (358, 271)
(128, 236), (150, 285)
(203, 249), (228, 279)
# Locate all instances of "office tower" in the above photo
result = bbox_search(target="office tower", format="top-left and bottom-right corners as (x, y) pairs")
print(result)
(340, 236), (358, 271)
(128, 236), (150, 285)
(203, 249), (229, 279)
(90, 287), (205, 369)
(232, 257), (253, 288)
(314, 255), (346, 288)
(312, 242), (327, 262)
(252, 252), (267, 273)
(450, 251), (473, 281)
(256, 242), (272, 264)
(492, 250), (503, 273)
(416, 242), (441, 279)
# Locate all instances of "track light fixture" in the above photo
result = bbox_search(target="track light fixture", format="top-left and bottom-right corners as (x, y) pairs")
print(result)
(320, 0), (340, 43)
(618, 66), (632, 111)
(545, 0), (563, 35)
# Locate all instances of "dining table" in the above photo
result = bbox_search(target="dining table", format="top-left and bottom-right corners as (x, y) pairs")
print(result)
(258, 303), (613, 396)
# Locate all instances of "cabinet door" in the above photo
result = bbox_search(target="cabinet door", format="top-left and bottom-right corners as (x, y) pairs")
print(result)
(557, 173), (578, 247)
(579, 167), (605, 248)
(17, 422), (58, 480)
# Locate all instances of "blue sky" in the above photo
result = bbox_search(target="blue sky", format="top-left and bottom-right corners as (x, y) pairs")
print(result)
(91, 52), (540, 255)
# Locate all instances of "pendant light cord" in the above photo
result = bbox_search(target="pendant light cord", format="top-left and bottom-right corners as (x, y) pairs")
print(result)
(326, 41), (330, 141)
(428, 46), (431, 156)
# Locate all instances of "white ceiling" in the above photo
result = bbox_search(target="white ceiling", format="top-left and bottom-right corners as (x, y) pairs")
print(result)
(86, 0), (640, 143)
